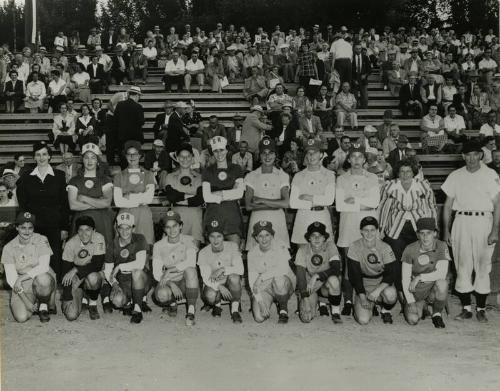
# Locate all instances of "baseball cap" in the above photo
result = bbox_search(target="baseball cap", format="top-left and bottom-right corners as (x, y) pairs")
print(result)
(162, 210), (182, 224)
(209, 136), (227, 151)
(416, 217), (437, 232)
(2, 168), (18, 179)
(360, 216), (379, 230)
(81, 142), (101, 156)
(304, 138), (322, 152)
(16, 211), (36, 226)
(259, 137), (276, 153)
(252, 220), (275, 237)
(55, 46), (64, 52)
(123, 140), (142, 154)
(75, 215), (96, 230)
(206, 219), (224, 235)
(77, 45), (86, 50)
(304, 221), (329, 241)
(116, 212), (135, 227)
(462, 140), (482, 154)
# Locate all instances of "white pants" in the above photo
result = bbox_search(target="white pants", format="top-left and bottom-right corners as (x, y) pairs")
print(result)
(451, 214), (494, 294)
(336, 111), (358, 128)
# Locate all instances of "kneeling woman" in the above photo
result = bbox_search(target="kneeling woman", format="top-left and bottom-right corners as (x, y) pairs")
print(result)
(202, 136), (245, 247)
(61, 216), (105, 321)
(105, 212), (149, 324)
(198, 219), (244, 323)
(296, 222), (343, 324)
(152, 210), (200, 326)
(1, 212), (56, 323)
(248, 221), (296, 324)
(347, 216), (398, 325)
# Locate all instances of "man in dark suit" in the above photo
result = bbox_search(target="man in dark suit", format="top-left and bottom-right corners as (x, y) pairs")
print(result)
(144, 139), (172, 179)
(452, 84), (472, 128)
(153, 100), (175, 140)
(111, 46), (130, 85)
(399, 72), (422, 118)
(101, 27), (117, 52)
(113, 86), (145, 165)
(351, 44), (371, 108)
(87, 55), (106, 94)
(164, 101), (190, 153)
(387, 135), (409, 169)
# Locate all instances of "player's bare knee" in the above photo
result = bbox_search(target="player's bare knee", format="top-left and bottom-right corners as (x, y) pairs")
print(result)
(155, 286), (172, 304)
(434, 279), (448, 295)
(406, 313), (420, 325)
(382, 286), (397, 304)
(33, 273), (55, 295)
(326, 276), (341, 294)
(272, 276), (290, 295)
(252, 305), (266, 323)
(131, 269), (146, 288)
(12, 309), (31, 323)
(184, 267), (199, 286)
(84, 272), (102, 290)
(203, 287), (218, 305)
(227, 274), (241, 286)
(112, 293), (126, 308)
(355, 313), (371, 325)
(63, 305), (80, 322)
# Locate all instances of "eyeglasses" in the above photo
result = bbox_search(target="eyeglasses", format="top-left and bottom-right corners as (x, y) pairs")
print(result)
(126, 153), (140, 158)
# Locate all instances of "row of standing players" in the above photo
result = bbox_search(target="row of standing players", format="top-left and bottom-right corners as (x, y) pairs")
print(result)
(2, 135), (498, 326)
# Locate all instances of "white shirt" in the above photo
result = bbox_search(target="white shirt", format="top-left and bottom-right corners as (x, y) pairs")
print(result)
(98, 53), (113, 72)
(329, 38), (352, 59)
(478, 58), (497, 71)
(48, 78), (67, 96)
(143, 47), (158, 60)
(185, 59), (205, 72)
(479, 123), (500, 137)
(76, 55), (90, 68)
(30, 165), (55, 182)
(164, 59), (186, 74)
(444, 114), (466, 133)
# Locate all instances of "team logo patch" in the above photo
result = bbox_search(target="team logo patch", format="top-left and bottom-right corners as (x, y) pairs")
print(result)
(24, 212), (31, 219)
(311, 254), (323, 266)
(211, 220), (219, 228)
(129, 173), (141, 185)
(307, 139), (314, 146)
(417, 254), (430, 266)
(120, 249), (129, 258)
(259, 221), (267, 227)
(180, 176), (192, 186)
(167, 210), (175, 216)
(263, 139), (270, 146)
(78, 249), (90, 259)
(367, 253), (379, 264)
(218, 171), (227, 181)
(84, 179), (94, 189)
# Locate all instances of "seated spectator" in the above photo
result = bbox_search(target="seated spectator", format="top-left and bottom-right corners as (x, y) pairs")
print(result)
(469, 84), (490, 128)
(387, 135), (410, 168)
(270, 111), (299, 156)
(71, 63), (91, 103)
(335, 82), (358, 130)
(388, 61), (407, 97)
(243, 45), (263, 77)
(356, 125), (381, 150)
(87, 27), (101, 50)
(292, 86), (311, 117)
(244, 66), (269, 104)
(266, 65), (284, 90)
(101, 27), (117, 52)
(90, 98), (107, 148)
(460, 53), (476, 77)
(441, 75), (457, 114)
(76, 104), (98, 148)
(24, 71), (46, 113)
(75, 45), (90, 69)
(403, 48), (422, 78)
(144, 139), (171, 180)
(377, 109), (394, 142)
(55, 151), (80, 183)
(201, 115), (227, 149)
(365, 148), (393, 186)
(490, 81), (500, 123)
(205, 48), (226, 93)
(328, 135), (351, 174)
(420, 104), (447, 153)
(452, 84), (472, 128)
(399, 72), (422, 118)
(0, 180), (16, 207)
(3, 153), (28, 177)
(481, 136), (496, 164)
(444, 105), (467, 151)
(95, 46), (113, 81)
(479, 110), (500, 139)
(241, 105), (273, 156)
(488, 149), (500, 174)
(267, 83), (293, 126)
(47, 70), (67, 113)
(153, 100), (175, 140)
(52, 102), (76, 153)
(129, 44), (148, 84)
(382, 124), (409, 157)
(421, 51), (442, 83)
(278, 44), (297, 83)
(163, 51), (186, 92)
(1, 169), (19, 206)
(281, 138), (303, 176)
(299, 106), (323, 140)
(313, 85), (335, 132)
(3, 70), (24, 113)
(54, 30), (69, 49)
(420, 74), (442, 114)
(478, 47), (497, 86)
(184, 50), (205, 93)
(182, 100), (203, 136)
(231, 140), (253, 173)
(111, 46), (130, 85)
(441, 53), (460, 84)
(87, 55), (106, 94)
(225, 46), (242, 81)
(143, 40), (158, 66)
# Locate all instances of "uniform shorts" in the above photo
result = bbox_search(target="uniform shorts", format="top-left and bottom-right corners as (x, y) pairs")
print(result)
(111, 270), (151, 301)
(413, 281), (437, 303)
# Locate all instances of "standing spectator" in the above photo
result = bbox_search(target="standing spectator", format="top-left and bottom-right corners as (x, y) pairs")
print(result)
(335, 82), (358, 130)
(164, 102), (190, 153)
(351, 43), (371, 108)
(295, 44), (319, 99)
(330, 32), (353, 85)
(184, 50), (205, 93)
(129, 45), (148, 85)
(113, 86), (145, 155)
(17, 142), (70, 281)
(87, 27), (101, 50)
(241, 105), (273, 156)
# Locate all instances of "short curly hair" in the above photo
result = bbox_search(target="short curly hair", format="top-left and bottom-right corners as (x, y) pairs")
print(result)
(394, 158), (419, 178)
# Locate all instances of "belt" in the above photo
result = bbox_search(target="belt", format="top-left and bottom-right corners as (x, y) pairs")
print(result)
(457, 211), (488, 216)
(363, 273), (383, 279)
(311, 206), (325, 211)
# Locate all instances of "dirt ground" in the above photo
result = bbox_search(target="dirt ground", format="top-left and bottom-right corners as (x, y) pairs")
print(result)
(1, 290), (499, 391)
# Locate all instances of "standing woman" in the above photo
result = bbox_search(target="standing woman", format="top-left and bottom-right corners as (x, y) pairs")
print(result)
(290, 138), (336, 245)
(66, 142), (114, 256)
(16, 142), (70, 281)
(202, 136), (245, 247)
(245, 138), (290, 250)
(378, 159), (437, 293)
(113, 141), (155, 247)
(161, 143), (204, 247)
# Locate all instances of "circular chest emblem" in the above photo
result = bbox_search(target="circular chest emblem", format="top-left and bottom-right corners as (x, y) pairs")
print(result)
(120, 249), (129, 258)
(311, 254), (323, 266)
(218, 171), (227, 181)
(84, 179), (94, 189)
(78, 249), (89, 259)
(263, 139), (270, 146)
(129, 174), (141, 185)
(180, 176), (192, 186)
(418, 254), (430, 266)
(308, 179), (316, 186)
(259, 221), (267, 226)
(352, 181), (360, 191)
(211, 220), (219, 228)
(367, 253), (379, 264)
(23, 212), (32, 219)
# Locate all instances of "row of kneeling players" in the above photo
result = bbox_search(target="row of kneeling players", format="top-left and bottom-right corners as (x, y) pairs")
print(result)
(2, 210), (452, 328)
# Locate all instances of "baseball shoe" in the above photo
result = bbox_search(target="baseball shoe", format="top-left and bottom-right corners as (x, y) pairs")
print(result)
(454, 309), (473, 320)
(122, 304), (133, 316)
(163, 304), (178, 317)
(319, 304), (329, 317)
(102, 301), (113, 314)
(130, 311), (143, 324)
(431, 315), (446, 328)
(49, 306), (57, 315)
(141, 301), (152, 313)
(372, 305), (379, 317)
(381, 312), (393, 324)
(341, 302), (353, 316)
(39, 310), (50, 323)
(331, 313), (343, 324)
(476, 310), (488, 323)
(88, 305), (100, 320)
(185, 313), (196, 326)
(200, 304), (212, 312)
(81, 301), (89, 311)
(212, 306), (222, 317)
(231, 311), (242, 323)
(278, 311), (289, 324)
